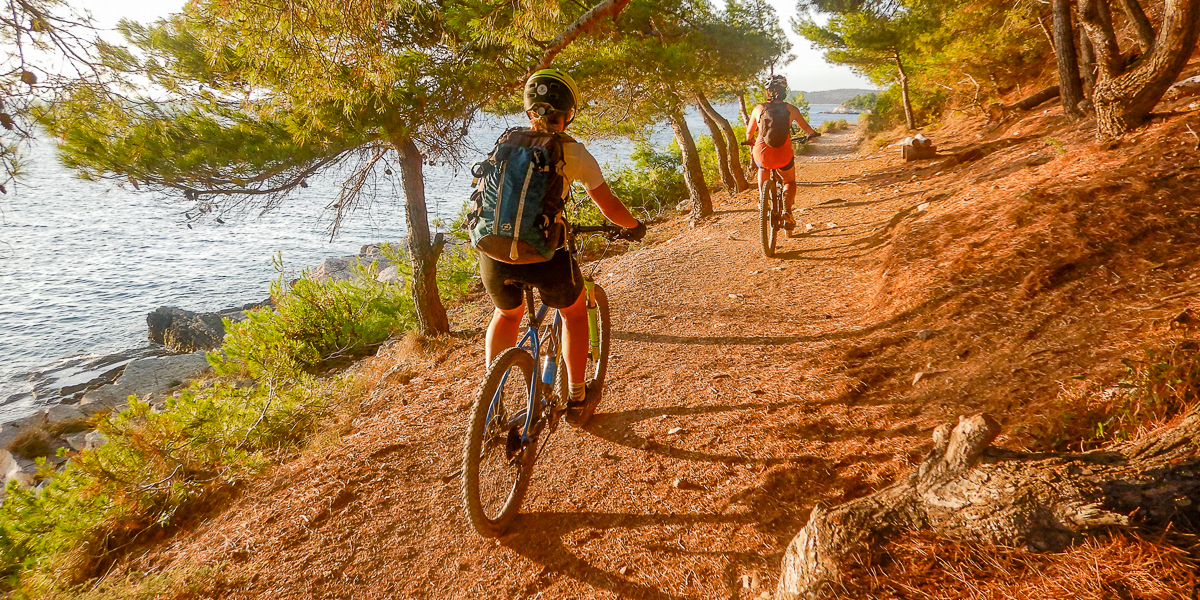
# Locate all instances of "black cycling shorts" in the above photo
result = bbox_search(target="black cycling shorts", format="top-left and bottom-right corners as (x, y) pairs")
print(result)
(478, 248), (584, 310)
(752, 156), (795, 172)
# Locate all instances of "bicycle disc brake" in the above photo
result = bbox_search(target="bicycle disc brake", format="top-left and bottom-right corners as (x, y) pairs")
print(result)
(504, 426), (523, 463)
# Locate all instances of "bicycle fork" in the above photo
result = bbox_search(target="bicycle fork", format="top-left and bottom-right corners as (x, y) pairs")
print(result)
(585, 279), (600, 361)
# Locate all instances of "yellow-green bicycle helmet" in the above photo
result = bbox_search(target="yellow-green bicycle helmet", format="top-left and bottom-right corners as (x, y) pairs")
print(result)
(524, 68), (580, 122)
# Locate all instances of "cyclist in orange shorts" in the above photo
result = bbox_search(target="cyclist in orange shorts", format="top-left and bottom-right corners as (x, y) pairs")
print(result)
(743, 75), (819, 230)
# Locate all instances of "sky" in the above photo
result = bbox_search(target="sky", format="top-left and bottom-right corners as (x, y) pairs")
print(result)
(81, 0), (875, 92)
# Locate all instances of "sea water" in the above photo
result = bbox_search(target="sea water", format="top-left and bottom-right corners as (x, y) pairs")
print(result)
(0, 104), (856, 419)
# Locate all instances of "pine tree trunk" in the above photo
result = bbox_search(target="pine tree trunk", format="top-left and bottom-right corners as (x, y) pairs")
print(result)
(738, 92), (750, 126)
(1081, 0), (1200, 136)
(694, 93), (736, 191)
(1117, 0), (1156, 54)
(1052, 0), (1086, 119)
(893, 51), (917, 129)
(1079, 29), (1097, 106)
(777, 411), (1200, 599)
(698, 91), (750, 192)
(391, 133), (450, 335)
(666, 105), (712, 219)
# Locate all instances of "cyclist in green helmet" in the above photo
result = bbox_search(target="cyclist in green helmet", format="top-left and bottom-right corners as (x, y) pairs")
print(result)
(480, 68), (645, 409)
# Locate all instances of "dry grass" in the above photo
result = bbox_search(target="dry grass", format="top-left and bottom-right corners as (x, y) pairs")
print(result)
(836, 532), (1198, 600)
(8, 427), (53, 459)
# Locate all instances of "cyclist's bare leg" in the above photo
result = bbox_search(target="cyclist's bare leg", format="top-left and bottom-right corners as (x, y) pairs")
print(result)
(781, 164), (798, 213)
(756, 165), (768, 188)
(485, 305), (525, 366)
(558, 290), (588, 385)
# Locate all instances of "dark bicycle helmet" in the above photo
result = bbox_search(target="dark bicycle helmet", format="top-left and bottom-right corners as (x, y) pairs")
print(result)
(766, 75), (788, 101)
(524, 68), (580, 122)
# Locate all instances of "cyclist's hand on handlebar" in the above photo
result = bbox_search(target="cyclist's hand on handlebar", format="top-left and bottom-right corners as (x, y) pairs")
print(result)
(620, 221), (647, 242)
(740, 139), (753, 146)
(809, 131), (822, 138)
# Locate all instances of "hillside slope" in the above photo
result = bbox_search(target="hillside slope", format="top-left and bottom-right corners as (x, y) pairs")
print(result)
(113, 105), (1200, 598)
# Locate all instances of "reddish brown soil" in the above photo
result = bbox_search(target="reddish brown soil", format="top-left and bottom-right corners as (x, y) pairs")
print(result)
(123, 99), (1200, 598)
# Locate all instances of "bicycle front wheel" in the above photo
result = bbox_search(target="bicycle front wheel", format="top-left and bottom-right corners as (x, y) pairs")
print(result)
(760, 181), (777, 258)
(462, 347), (539, 537)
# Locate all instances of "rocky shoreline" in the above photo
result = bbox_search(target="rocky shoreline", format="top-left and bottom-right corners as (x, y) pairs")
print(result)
(0, 243), (402, 495)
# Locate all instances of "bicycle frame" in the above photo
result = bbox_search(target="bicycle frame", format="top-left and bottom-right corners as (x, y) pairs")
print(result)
(485, 290), (562, 447)
(483, 223), (618, 447)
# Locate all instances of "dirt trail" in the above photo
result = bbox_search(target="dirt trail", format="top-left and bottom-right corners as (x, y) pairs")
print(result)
(134, 132), (974, 599)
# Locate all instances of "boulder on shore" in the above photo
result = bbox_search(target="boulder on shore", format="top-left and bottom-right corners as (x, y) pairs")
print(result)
(147, 301), (268, 353)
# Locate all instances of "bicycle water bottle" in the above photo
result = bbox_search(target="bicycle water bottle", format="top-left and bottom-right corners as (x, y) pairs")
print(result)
(541, 353), (556, 385)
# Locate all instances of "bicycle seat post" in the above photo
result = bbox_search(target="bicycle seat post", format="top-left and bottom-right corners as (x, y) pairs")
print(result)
(524, 287), (538, 328)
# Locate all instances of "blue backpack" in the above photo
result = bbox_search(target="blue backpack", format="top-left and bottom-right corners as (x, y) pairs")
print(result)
(467, 128), (570, 264)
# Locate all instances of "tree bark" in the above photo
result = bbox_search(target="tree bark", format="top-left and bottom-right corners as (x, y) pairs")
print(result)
(1117, 0), (1156, 54)
(666, 104), (712, 219)
(698, 91), (750, 192)
(1013, 85), (1062, 111)
(391, 132), (450, 335)
(694, 93), (736, 192)
(1079, 29), (1097, 105)
(527, 0), (633, 77)
(1081, 0), (1200, 136)
(738, 92), (751, 126)
(776, 411), (1200, 599)
(893, 51), (916, 129)
(1052, 0), (1086, 120)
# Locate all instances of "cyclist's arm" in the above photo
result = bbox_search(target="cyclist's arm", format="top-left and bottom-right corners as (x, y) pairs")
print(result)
(585, 183), (639, 229)
(789, 104), (818, 136)
(743, 105), (762, 143)
(564, 142), (639, 229)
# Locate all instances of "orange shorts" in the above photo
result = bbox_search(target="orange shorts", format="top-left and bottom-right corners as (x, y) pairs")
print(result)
(752, 140), (794, 171)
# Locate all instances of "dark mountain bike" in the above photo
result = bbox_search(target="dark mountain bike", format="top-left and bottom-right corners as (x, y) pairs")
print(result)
(461, 223), (627, 537)
(758, 133), (816, 258)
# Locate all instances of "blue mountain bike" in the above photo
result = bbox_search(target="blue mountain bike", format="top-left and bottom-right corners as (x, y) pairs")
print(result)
(462, 223), (627, 537)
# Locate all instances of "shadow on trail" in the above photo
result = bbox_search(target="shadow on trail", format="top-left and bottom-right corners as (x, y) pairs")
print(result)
(612, 289), (960, 346)
(777, 203), (923, 261)
(585, 400), (818, 466)
(503, 510), (757, 600)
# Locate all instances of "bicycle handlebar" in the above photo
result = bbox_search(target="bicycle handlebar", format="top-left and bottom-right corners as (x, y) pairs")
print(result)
(571, 222), (649, 242)
(572, 223), (624, 239)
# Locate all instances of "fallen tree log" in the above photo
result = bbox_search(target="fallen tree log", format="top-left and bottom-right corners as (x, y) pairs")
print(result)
(988, 86), (1062, 121)
(776, 411), (1200, 599)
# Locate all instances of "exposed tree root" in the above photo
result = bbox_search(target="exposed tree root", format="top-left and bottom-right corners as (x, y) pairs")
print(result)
(776, 411), (1200, 599)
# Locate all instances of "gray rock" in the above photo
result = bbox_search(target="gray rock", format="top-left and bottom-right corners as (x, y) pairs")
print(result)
(0, 450), (18, 479)
(84, 430), (109, 449)
(6, 456), (36, 487)
(147, 307), (226, 352)
(916, 329), (939, 341)
(80, 351), (211, 415)
(147, 301), (268, 353)
(10, 410), (47, 431)
(375, 264), (406, 285)
(0, 424), (20, 450)
(46, 405), (86, 428)
(64, 432), (90, 452)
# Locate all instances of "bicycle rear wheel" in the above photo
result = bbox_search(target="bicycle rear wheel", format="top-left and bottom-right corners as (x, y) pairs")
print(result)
(576, 283), (611, 426)
(462, 347), (539, 537)
(760, 180), (778, 258)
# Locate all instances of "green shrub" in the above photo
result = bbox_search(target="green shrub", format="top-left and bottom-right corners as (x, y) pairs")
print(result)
(213, 260), (415, 378)
(864, 85), (948, 131)
(819, 119), (851, 134)
(0, 374), (349, 594)
(0, 243), (490, 595)
(576, 140), (686, 223)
